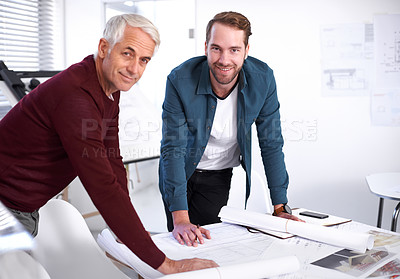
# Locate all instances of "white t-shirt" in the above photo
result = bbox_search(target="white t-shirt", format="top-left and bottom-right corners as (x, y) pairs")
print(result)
(197, 85), (241, 170)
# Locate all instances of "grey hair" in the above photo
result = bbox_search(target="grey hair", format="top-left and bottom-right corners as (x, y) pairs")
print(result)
(103, 14), (160, 54)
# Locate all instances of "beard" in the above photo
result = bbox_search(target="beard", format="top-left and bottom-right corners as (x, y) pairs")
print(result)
(209, 62), (242, 85)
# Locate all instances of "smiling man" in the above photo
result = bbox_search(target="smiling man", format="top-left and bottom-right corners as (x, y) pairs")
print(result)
(0, 14), (217, 274)
(159, 11), (300, 247)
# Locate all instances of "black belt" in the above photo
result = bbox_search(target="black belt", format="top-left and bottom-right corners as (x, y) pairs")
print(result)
(195, 168), (232, 173)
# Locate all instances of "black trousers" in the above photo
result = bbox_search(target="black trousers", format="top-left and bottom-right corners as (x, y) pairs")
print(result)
(165, 168), (233, 232)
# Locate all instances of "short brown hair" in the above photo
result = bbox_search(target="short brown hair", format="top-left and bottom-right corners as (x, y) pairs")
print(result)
(206, 11), (252, 47)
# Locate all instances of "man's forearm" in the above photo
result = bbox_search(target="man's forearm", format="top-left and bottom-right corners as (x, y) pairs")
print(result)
(172, 210), (190, 225)
(273, 204), (284, 210)
(157, 256), (219, 274)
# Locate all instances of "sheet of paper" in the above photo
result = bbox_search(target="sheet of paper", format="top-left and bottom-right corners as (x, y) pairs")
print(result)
(369, 230), (400, 248)
(368, 257), (400, 278)
(371, 14), (400, 126)
(374, 14), (400, 89)
(98, 223), (301, 279)
(152, 223), (275, 265)
(219, 206), (374, 253)
(311, 248), (396, 278)
(371, 88), (400, 126)
(159, 256), (300, 279)
(320, 23), (374, 97)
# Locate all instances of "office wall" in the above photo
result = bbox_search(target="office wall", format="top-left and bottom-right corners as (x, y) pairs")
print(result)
(64, 0), (400, 230)
(64, 0), (104, 66)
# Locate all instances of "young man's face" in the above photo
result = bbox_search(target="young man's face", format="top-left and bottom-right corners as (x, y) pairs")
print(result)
(98, 25), (155, 95)
(205, 22), (249, 94)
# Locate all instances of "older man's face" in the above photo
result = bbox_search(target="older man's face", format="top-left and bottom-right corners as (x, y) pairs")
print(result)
(98, 25), (155, 95)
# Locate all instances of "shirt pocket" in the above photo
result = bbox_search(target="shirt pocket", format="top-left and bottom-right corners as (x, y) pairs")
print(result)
(245, 113), (258, 124)
(242, 113), (258, 134)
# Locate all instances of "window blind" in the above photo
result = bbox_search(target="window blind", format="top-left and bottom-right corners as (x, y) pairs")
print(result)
(0, 0), (55, 71)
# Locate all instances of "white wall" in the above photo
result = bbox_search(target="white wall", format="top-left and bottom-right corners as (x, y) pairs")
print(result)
(64, 0), (104, 67)
(64, 0), (400, 230)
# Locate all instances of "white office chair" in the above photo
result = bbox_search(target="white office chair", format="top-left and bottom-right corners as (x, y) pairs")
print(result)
(228, 167), (272, 214)
(366, 172), (400, 231)
(0, 250), (50, 279)
(31, 199), (131, 279)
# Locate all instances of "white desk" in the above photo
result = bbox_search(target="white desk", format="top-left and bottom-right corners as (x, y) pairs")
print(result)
(158, 224), (400, 278)
(366, 172), (400, 231)
(99, 217), (400, 279)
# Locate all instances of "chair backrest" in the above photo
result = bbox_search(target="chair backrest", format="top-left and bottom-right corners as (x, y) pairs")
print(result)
(31, 199), (130, 279)
(227, 167), (272, 214)
(0, 250), (50, 279)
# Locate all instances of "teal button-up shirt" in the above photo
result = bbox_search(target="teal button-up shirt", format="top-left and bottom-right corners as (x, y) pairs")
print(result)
(159, 56), (288, 212)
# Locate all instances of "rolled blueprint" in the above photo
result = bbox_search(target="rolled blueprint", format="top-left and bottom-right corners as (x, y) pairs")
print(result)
(160, 256), (300, 279)
(97, 229), (163, 279)
(219, 206), (374, 253)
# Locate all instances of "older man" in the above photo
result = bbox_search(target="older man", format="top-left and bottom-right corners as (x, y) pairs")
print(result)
(0, 14), (217, 274)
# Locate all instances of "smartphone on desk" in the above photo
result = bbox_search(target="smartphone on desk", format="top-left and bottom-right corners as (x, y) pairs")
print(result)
(299, 211), (329, 219)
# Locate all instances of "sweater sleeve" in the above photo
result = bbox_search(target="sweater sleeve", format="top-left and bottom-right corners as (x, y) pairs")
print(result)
(52, 91), (165, 269)
(102, 105), (129, 195)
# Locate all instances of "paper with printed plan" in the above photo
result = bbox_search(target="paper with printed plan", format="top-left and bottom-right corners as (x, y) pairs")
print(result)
(98, 222), (300, 279)
(218, 206), (374, 253)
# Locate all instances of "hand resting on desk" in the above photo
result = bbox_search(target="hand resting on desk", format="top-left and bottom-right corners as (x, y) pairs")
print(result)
(273, 204), (305, 222)
(172, 210), (212, 247)
(172, 222), (212, 247)
(275, 211), (304, 222)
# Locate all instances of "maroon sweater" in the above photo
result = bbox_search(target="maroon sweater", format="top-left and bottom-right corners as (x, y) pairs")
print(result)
(0, 55), (165, 269)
